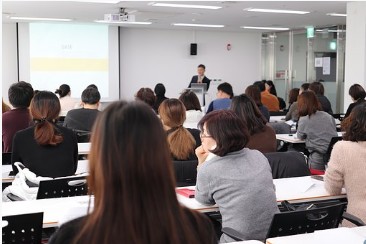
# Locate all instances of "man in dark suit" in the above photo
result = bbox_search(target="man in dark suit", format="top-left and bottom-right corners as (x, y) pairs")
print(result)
(188, 64), (211, 90)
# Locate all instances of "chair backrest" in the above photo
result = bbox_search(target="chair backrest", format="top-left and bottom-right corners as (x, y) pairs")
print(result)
(268, 122), (291, 134)
(332, 113), (345, 122)
(323, 136), (343, 164)
(73, 129), (91, 143)
(173, 160), (198, 187)
(266, 203), (347, 238)
(265, 151), (310, 179)
(2, 212), (43, 244)
(269, 111), (287, 116)
(2, 152), (12, 165)
(36, 175), (88, 199)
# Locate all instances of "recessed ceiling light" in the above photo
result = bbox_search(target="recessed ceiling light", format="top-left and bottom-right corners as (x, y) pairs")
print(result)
(241, 26), (290, 31)
(326, 13), (347, 17)
(244, 8), (309, 15)
(10, 17), (72, 22)
(94, 20), (152, 25)
(3, 0), (120, 2)
(173, 23), (224, 28)
(150, 3), (222, 10)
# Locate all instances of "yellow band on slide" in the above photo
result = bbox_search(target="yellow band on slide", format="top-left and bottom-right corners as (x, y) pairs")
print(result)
(31, 58), (108, 71)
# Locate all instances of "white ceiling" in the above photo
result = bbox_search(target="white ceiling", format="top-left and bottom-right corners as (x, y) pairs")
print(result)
(2, 1), (348, 32)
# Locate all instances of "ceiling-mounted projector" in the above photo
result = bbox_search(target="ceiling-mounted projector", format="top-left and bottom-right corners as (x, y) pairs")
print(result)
(104, 8), (136, 22)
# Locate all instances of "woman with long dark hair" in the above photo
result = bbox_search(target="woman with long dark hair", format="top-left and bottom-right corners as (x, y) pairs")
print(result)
(245, 85), (270, 122)
(49, 101), (216, 244)
(231, 94), (276, 153)
(285, 88), (300, 121)
(179, 90), (204, 129)
(11, 91), (78, 177)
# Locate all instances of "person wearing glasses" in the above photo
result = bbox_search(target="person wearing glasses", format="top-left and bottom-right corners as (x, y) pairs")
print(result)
(195, 110), (279, 243)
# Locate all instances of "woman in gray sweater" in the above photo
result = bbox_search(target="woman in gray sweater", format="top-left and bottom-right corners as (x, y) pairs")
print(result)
(297, 91), (338, 170)
(195, 110), (279, 243)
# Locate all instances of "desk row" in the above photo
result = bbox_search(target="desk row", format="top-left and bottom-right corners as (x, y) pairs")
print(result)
(2, 176), (346, 228)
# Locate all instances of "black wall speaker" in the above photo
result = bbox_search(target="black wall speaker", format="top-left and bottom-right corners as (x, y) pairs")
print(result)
(190, 43), (197, 55)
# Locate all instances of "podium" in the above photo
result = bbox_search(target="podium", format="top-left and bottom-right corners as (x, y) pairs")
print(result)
(185, 79), (222, 111)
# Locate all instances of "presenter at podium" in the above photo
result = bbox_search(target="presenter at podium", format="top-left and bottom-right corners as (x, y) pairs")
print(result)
(188, 64), (211, 90)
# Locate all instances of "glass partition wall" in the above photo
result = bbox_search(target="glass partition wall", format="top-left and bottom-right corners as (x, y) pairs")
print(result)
(261, 25), (346, 113)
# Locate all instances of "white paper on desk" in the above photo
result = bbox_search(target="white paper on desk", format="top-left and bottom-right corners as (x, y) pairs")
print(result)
(314, 227), (366, 243)
(54, 197), (93, 226)
(296, 177), (315, 192)
(275, 177), (315, 201)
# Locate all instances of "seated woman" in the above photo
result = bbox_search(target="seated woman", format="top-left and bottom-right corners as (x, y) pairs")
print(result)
(179, 90), (204, 129)
(309, 81), (333, 114)
(325, 103), (366, 226)
(265, 80), (286, 110)
(49, 101), (216, 244)
(11, 91), (78, 178)
(135, 87), (156, 111)
(195, 110), (279, 242)
(153, 83), (168, 113)
(285, 88), (300, 121)
(344, 84), (366, 118)
(245, 85), (270, 122)
(55, 84), (78, 116)
(159, 99), (201, 160)
(297, 91), (338, 170)
(231, 94), (276, 153)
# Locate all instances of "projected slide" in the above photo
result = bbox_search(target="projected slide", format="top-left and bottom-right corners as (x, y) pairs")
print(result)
(29, 23), (109, 98)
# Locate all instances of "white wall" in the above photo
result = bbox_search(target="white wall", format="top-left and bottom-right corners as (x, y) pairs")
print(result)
(2, 23), (18, 104)
(2, 25), (262, 104)
(119, 28), (262, 101)
(344, 1), (366, 109)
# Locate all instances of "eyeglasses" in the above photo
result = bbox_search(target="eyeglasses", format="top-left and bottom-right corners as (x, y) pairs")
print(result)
(200, 132), (212, 139)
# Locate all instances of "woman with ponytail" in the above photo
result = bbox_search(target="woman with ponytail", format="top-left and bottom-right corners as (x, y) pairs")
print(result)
(159, 99), (201, 161)
(55, 84), (78, 115)
(11, 91), (78, 177)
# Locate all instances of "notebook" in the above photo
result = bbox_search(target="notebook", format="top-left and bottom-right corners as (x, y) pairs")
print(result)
(176, 188), (195, 198)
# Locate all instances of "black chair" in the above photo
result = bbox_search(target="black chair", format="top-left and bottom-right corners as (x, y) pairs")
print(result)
(269, 122), (291, 134)
(36, 176), (88, 199)
(270, 111), (287, 116)
(265, 151), (310, 179)
(173, 160), (198, 187)
(323, 136), (343, 165)
(222, 203), (347, 241)
(2, 152), (12, 165)
(332, 113), (345, 122)
(56, 116), (66, 127)
(73, 129), (91, 143)
(266, 203), (347, 238)
(2, 212), (43, 244)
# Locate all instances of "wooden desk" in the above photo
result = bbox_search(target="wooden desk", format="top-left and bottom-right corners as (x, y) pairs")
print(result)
(2, 160), (89, 183)
(2, 177), (346, 228)
(276, 132), (343, 144)
(177, 176), (346, 212)
(266, 226), (366, 244)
